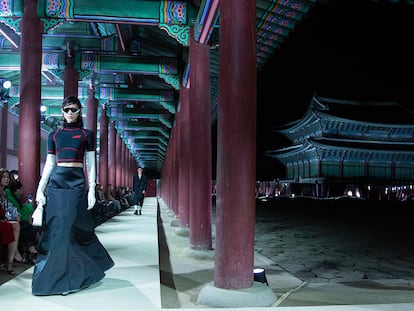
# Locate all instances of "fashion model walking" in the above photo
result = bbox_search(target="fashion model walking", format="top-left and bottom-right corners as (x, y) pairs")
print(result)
(32, 96), (114, 295)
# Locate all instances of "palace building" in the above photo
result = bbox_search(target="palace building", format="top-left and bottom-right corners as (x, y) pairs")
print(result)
(265, 95), (414, 201)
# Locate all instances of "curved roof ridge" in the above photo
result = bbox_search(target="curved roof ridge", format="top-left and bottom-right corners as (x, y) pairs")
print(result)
(314, 94), (398, 107)
(311, 136), (414, 146)
(310, 94), (414, 125)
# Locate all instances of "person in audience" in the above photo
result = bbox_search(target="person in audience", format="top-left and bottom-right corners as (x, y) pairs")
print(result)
(0, 203), (18, 275)
(115, 186), (130, 210)
(90, 183), (109, 226)
(32, 95), (114, 296)
(123, 186), (134, 206)
(0, 168), (23, 264)
(107, 184), (121, 215)
(6, 180), (39, 263)
(9, 170), (19, 182)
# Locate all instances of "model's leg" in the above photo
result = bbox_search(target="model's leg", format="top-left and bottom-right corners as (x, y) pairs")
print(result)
(139, 197), (144, 215)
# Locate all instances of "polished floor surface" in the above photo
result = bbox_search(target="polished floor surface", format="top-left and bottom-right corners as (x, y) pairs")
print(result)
(1, 196), (414, 311)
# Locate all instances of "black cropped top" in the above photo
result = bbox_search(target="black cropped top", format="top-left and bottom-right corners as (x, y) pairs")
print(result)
(47, 124), (95, 163)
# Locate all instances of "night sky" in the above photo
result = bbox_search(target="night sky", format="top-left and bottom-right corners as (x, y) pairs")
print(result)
(256, 0), (414, 180)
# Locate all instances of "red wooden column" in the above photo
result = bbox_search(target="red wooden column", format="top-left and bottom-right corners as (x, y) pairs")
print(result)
(122, 144), (126, 186)
(63, 44), (79, 98)
(127, 152), (133, 188)
(18, 0), (42, 199)
(85, 87), (98, 186)
(177, 85), (190, 229)
(121, 142), (126, 186)
(86, 87), (98, 138)
(214, 0), (257, 289)
(108, 121), (116, 195)
(162, 137), (172, 209)
(115, 133), (122, 188)
(189, 27), (212, 250)
(0, 103), (8, 168)
(171, 125), (178, 213)
(99, 105), (109, 198)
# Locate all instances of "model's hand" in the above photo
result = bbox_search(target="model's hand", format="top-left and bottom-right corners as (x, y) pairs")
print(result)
(88, 189), (96, 210)
(32, 203), (44, 227)
(36, 188), (46, 206)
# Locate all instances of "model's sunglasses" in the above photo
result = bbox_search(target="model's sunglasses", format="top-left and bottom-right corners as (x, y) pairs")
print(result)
(63, 107), (81, 114)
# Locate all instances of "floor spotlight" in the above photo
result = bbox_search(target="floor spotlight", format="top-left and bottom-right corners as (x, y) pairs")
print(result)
(253, 267), (268, 286)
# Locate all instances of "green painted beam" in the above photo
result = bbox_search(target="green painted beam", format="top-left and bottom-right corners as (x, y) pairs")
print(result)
(102, 88), (174, 101)
(89, 54), (178, 75)
(35, 0), (197, 26)
(0, 52), (177, 72)
(0, 53), (21, 70)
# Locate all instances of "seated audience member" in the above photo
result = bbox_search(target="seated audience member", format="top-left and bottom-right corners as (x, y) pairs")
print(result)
(115, 186), (129, 210)
(123, 186), (134, 206)
(107, 184), (121, 215)
(6, 180), (38, 263)
(9, 170), (19, 182)
(90, 183), (109, 226)
(0, 168), (23, 263)
(0, 203), (18, 274)
(96, 183), (107, 206)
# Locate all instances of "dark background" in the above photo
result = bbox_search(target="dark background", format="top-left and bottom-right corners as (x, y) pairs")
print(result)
(255, 0), (414, 180)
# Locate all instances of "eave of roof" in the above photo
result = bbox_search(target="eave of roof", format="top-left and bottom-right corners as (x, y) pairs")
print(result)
(312, 95), (414, 125)
(310, 137), (414, 153)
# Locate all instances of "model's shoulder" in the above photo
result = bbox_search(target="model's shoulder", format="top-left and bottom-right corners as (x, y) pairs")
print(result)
(48, 129), (59, 137)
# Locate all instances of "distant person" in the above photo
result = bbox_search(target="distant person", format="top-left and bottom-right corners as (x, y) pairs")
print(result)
(132, 166), (148, 215)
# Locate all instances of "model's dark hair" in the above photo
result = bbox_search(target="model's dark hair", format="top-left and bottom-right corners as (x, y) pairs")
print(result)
(62, 95), (83, 127)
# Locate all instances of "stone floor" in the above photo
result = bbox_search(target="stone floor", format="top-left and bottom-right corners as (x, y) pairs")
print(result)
(252, 196), (414, 306)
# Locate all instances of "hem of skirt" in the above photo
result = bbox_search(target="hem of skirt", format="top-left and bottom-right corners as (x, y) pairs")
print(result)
(32, 284), (93, 296)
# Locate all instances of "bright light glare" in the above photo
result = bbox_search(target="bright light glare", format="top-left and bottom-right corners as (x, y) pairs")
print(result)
(2, 80), (11, 89)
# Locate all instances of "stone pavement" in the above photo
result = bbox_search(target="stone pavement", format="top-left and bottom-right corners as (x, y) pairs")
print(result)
(159, 196), (414, 309)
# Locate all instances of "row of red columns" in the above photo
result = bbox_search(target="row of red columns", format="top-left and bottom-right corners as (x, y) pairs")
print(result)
(159, 1), (257, 290)
(16, 0), (135, 201)
(16, 0), (258, 292)
(86, 89), (136, 195)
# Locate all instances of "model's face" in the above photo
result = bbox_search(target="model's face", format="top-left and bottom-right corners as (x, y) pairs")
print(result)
(62, 103), (81, 123)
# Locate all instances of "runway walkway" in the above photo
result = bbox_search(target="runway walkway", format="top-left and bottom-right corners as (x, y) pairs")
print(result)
(1, 196), (414, 311)
(0, 197), (161, 311)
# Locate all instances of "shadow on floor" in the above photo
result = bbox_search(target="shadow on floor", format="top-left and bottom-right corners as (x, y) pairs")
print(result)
(157, 201), (180, 308)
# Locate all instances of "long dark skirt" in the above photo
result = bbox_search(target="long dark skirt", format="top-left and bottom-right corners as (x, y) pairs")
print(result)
(32, 167), (114, 296)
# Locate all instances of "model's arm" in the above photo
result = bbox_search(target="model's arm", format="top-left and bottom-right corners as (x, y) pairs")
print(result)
(86, 151), (96, 210)
(143, 175), (148, 191)
(35, 154), (56, 205)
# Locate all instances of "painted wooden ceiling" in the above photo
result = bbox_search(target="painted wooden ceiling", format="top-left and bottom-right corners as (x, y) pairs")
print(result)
(0, 0), (318, 175)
